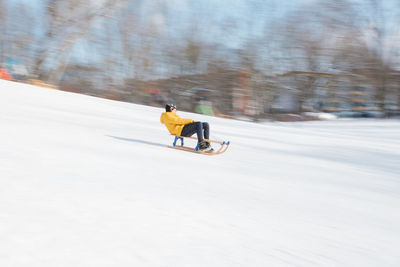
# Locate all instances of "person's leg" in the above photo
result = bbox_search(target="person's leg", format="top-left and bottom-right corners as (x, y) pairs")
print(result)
(202, 122), (210, 140)
(180, 122), (196, 137)
(181, 122), (204, 142)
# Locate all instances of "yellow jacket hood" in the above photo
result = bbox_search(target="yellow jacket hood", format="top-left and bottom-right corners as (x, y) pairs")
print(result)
(160, 112), (194, 136)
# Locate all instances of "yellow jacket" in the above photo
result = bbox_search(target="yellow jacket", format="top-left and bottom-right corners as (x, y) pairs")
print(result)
(160, 112), (194, 136)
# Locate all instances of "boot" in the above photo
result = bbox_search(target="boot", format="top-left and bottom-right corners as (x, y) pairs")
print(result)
(198, 141), (212, 152)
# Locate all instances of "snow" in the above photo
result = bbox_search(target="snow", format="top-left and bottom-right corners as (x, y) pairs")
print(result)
(1, 79), (400, 267)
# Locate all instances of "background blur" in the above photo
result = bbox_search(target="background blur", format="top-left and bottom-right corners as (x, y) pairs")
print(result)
(1, 0), (399, 121)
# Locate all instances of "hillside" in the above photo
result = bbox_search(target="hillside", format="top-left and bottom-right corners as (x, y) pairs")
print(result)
(1, 79), (400, 267)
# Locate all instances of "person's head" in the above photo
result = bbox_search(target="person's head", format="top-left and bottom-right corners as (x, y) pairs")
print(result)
(165, 103), (177, 113)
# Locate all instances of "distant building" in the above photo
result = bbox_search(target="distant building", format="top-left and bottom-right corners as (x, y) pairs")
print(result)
(275, 71), (400, 117)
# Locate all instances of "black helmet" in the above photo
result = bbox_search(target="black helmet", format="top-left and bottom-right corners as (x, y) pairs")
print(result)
(165, 103), (176, 112)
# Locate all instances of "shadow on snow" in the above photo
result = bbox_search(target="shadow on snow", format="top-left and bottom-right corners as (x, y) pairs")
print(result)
(107, 135), (166, 148)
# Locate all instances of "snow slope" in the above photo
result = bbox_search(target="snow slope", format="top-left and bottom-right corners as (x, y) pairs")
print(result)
(1, 79), (400, 267)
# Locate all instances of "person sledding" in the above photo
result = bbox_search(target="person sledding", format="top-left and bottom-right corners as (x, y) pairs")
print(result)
(160, 104), (212, 152)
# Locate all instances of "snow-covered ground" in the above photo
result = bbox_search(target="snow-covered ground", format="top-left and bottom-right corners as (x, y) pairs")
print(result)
(1, 79), (399, 267)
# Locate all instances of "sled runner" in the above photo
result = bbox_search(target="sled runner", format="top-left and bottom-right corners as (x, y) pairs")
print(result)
(168, 135), (230, 155)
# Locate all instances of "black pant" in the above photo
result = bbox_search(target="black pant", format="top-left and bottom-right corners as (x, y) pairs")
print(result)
(181, 122), (210, 142)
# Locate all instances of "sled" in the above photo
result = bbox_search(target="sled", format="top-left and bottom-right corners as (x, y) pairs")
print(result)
(168, 135), (230, 155)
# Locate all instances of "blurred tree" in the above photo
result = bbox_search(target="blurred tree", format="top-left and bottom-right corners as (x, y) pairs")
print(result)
(321, 0), (397, 113)
(31, 0), (124, 83)
(185, 40), (201, 73)
(278, 0), (399, 115)
(363, 0), (395, 112)
(0, 0), (7, 64)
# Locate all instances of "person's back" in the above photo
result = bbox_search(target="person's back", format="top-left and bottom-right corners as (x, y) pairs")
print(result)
(160, 109), (193, 136)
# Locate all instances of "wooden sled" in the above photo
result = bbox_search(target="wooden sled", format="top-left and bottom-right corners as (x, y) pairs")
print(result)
(168, 135), (230, 155)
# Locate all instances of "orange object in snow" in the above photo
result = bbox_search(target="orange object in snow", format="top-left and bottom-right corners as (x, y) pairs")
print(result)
(0, 68), (12, 80)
